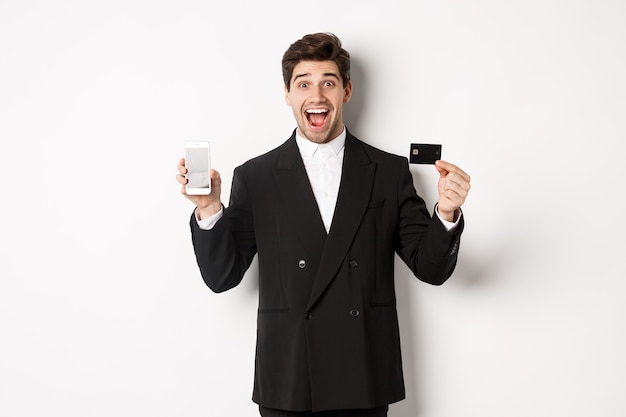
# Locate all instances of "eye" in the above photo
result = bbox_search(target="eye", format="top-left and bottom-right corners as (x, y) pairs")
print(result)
(298, 82), (309, 88)
(324, 81), (335, 87)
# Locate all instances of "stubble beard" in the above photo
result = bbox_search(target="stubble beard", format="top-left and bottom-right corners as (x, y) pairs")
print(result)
(297, 113), (342, 144)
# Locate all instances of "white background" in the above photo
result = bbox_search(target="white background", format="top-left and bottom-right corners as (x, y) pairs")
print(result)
(1, 0), (625, 416)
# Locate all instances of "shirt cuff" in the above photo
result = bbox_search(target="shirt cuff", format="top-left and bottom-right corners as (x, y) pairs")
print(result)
(195, 206), (224, 230)
(435, 205), (462, 232)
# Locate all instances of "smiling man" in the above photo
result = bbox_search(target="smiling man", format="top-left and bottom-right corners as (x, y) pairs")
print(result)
(176, 33), (471, 417)
(285, 59), (351, 144)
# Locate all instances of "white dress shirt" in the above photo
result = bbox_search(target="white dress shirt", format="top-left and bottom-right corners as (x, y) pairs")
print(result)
(295, 130), (345, 233)
(196, 128), (459, 232)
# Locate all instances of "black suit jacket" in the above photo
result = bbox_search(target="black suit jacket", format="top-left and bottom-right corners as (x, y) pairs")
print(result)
(190, 130), (463, 412)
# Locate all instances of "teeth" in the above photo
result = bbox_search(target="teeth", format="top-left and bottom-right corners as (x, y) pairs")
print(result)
(306, 109), (328, 114)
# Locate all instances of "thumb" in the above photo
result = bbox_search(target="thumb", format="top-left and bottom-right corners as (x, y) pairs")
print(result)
(435, 160), (449, 177)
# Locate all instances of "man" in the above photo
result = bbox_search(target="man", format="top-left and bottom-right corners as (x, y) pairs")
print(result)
(176, 32), (470, 417)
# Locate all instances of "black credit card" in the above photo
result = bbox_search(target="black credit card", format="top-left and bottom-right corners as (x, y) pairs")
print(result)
(409, 143), (442, 164)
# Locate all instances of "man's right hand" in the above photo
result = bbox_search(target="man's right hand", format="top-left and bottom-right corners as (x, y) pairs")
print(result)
(176, 158), (223, 220)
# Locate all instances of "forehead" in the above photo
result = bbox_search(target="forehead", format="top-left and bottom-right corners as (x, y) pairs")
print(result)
(291, 60), (341, 82)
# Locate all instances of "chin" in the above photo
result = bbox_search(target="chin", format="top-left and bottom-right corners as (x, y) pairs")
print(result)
(307, 132), (332, 144)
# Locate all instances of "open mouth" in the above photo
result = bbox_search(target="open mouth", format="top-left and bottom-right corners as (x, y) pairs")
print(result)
(305, 108), (329, 129)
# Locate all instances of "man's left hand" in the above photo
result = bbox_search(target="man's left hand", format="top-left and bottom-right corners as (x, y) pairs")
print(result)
(435, 160), (471, 223)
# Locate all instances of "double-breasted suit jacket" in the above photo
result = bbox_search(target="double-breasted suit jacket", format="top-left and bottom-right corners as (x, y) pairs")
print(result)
(190, 130), (463, 412)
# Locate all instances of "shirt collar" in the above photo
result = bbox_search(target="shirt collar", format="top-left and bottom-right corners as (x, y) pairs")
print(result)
(295, 128), (346, 158)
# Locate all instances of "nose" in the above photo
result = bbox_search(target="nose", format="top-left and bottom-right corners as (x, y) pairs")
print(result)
(310, 85), (325, 103)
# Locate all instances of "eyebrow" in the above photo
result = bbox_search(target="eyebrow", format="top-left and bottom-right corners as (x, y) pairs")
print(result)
(293, 72), (340, 83)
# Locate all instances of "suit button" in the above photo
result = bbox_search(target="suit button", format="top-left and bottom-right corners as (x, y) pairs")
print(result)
(349, 260), (358, 268)
(350, 309), (360, 317)
(298, 260), (306, 269)
(450, 241), (459, 255)
(305, 312), (312, 320)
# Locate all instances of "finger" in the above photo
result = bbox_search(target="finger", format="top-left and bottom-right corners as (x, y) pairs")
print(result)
(209, 169), (222, 189)
(454, 167), (471, 183)
(436, 160), (471, 183)
(435, 163), (449, 178)
(439, 184), (466, 207)
(177, 158), (187, 175)
(176, 173), (188, 185)
(440, 171), (470, 198)
(435, 159), (453, 170)
(442, 180), (468, 200)
(444, 172), (471, 193)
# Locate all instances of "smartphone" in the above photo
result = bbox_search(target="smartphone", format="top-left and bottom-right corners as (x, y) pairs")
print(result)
(409, 143), (442, 164)
(185, 141), (211, 195)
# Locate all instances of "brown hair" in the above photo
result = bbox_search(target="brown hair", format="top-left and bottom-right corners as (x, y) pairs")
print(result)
(282, 32), (351, 91)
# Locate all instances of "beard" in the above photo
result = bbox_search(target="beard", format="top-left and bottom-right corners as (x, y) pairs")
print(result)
(295, 111), (343, 144)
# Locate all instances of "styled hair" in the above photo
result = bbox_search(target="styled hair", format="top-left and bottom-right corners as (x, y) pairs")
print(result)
(282, 32), (351, 91)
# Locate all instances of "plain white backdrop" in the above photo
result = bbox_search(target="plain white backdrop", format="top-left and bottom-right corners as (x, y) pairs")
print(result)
(1, 0), (625, 416)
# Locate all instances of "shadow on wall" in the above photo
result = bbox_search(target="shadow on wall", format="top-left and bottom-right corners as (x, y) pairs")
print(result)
(343, 57), (368, 136)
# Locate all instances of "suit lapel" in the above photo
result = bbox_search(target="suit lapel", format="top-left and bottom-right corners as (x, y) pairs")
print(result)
(306, 133), (376, 311)
(274, 135), (328, 262)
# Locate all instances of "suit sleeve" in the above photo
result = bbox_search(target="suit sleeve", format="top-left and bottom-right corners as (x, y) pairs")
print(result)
(395, 157), (464, 285)
(190, 165), (257, 293)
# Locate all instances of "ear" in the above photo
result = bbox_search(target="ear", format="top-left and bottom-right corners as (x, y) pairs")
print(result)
(284, 85), (291, 106)
(343, 81), (353, 104)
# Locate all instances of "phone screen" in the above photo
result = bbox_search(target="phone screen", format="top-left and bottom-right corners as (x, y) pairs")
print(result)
(186, 143), (211, 191)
